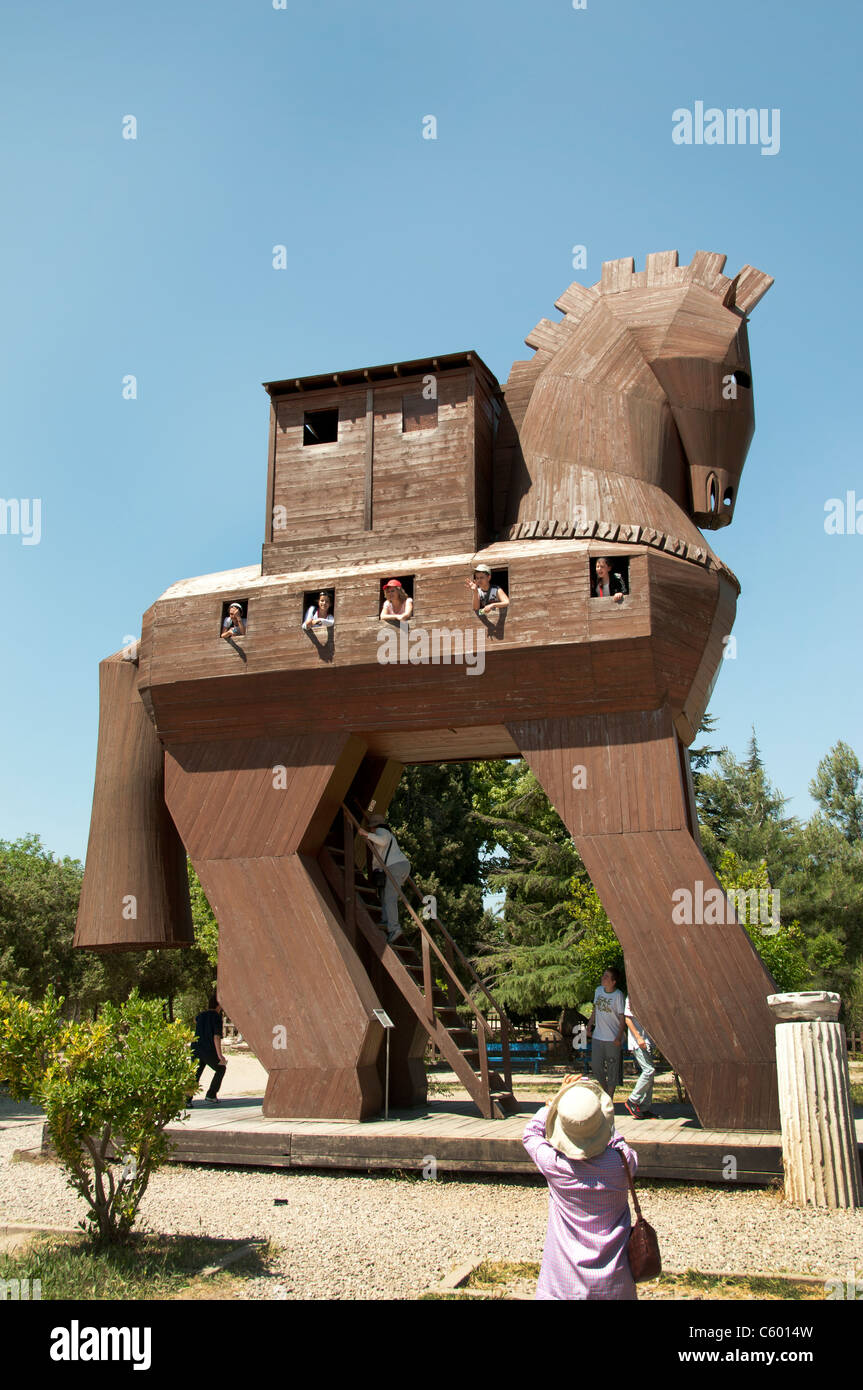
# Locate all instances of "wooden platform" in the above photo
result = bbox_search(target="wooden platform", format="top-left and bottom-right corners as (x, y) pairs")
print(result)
(158, 1097), (863, 1185)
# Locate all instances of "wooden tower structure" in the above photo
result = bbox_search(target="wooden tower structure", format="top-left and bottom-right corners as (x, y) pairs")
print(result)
(76, 248), (780, 1129)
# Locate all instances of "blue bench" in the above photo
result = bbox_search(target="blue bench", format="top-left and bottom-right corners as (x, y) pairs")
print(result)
(487, 1041), (548, 1075)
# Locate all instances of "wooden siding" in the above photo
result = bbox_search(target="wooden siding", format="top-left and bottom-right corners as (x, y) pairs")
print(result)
(163, 734), (356, 861)
(75, 653), (193, 951)
(508, 710), (780, 1130)
(163, 744), (388, 1120)
(137, 545), (717, 748)
(264, 368), (484, 574)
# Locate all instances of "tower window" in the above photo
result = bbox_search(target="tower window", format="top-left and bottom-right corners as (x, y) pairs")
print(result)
(303, 409), (339, 446)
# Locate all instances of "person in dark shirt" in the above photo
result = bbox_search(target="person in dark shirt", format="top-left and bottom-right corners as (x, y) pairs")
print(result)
(188, 994), (227, 1105)
(592, 558), (627, 603)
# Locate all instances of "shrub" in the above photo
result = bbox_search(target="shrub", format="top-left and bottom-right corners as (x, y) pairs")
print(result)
(0, 984), (196, 1245)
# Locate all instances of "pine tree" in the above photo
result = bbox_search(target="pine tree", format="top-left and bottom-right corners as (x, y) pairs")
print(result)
(809, 741), (863, 844)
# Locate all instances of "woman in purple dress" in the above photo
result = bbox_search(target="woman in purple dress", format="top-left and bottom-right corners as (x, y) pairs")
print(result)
(523, 1075), (638, 1300)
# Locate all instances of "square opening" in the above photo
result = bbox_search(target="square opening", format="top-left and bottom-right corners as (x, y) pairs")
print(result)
(590, 556), (630, 598)
(303, 409), (339, 446)
(302, 588), (335, 627)
(220, 598), (248, 636)
(402, 391), (438, 433)
(378, 575), (414, 618)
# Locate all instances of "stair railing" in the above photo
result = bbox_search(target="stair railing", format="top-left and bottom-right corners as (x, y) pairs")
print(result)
(341, 803), (512, 1094)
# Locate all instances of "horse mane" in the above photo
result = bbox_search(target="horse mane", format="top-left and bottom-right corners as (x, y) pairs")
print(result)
(504, 250), (773, 405)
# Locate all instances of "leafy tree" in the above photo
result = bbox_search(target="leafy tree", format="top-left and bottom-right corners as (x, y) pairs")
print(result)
(386, 762), (490, 957)
(188, 862), (218, 967)
(0, 835), (216, 1021)
(0, 985), (196, 1245)
(809, 742), (863, 844)
(0, 835), (87, 1003)
(715, 850), (811, 993)
(775, 815), (863, 996)
(845, 957), (863, 1035)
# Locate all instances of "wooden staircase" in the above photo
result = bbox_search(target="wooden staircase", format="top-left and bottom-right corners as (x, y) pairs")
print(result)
(317, 805), (517, 1120)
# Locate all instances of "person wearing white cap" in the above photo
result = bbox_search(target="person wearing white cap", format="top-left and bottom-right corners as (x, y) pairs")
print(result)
(356, 813), (410, 944)
(221, 602), (246, 639)
(466, 564), (509, 616)
(523, 1075), (638, 1300)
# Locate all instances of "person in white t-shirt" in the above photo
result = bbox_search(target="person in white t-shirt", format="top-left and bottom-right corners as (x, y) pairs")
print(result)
(357, 813), (410, 944)
(587, 968), (626, 1099)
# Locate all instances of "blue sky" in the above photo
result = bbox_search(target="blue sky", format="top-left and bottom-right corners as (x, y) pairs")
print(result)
(1, 0), (861, 861)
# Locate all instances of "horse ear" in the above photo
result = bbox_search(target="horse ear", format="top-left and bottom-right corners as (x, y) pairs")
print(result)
(721, 273), (741, 308)
(730, 265), (774, 314)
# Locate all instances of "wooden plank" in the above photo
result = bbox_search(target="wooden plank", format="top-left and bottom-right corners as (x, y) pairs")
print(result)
(153, 1110), (792, 1184)
(364, 386), (374, 529)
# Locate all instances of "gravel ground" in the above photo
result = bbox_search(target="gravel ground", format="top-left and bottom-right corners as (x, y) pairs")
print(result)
(2, 1113), (862, 1300)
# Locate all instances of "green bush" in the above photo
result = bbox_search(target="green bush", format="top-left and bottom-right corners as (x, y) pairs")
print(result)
(0, 984), (196, 1245)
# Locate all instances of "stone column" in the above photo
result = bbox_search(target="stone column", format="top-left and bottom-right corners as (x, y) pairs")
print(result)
(769, 992), (862, 1209)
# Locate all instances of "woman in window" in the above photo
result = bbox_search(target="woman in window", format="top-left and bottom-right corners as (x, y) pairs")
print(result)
(380, 579), (413, 624)
(302, 590), (335, 629)
(592, 558), (627, 603)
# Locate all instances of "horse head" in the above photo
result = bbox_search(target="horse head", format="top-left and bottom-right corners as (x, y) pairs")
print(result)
(501, 251), (772, 545)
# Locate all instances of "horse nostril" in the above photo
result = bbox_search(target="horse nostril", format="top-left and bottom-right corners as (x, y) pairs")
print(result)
(708, 476), (718, 511)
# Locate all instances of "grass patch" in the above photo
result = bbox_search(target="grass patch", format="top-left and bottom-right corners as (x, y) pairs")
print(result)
(0, 1232), (272, 1300)
(654, 1269), (822, 1301)
(444, 1260), (822, 1301)
(468, 1259), (540, 1287)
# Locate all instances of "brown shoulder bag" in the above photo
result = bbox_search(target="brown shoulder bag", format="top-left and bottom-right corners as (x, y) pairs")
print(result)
(619, 1150), (661, 1281)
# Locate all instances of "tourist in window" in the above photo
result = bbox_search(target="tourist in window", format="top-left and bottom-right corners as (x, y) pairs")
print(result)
(302, 591), (335, 630)
(592, 558), (627, 603)
(467, 564), (509, 615)
(221, 602), (246, 638)
(380, 580), (413, 624)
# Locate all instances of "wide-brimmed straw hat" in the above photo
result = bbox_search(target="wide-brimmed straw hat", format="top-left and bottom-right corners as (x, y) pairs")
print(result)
(545, 1078), (614, 1160)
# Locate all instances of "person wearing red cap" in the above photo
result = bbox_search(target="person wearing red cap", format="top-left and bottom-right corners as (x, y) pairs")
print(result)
(380, 579), (413, 624)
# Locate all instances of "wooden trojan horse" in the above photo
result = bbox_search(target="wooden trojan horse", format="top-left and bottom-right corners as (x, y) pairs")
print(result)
(76, 248), (780, 1129)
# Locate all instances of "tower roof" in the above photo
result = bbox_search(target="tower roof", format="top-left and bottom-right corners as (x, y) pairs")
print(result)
(263, 349), (498, 397)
